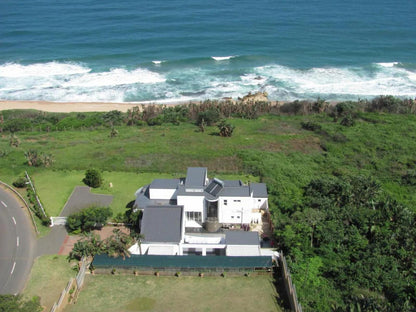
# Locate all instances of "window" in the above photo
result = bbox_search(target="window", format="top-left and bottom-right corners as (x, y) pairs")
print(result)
(233, 199), (241, 202)
(258, 199), (261, 202)
(231, 216), (234, 219)
(237, 216), (240, 219)
(186, 211), (202, 223)
(224, 200), (227, 206)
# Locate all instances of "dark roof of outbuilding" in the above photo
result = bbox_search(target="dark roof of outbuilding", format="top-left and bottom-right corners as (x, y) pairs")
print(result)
(250, 183), (268, 198)
(225, 231), (260, 245)
(141, 206), (183, 243)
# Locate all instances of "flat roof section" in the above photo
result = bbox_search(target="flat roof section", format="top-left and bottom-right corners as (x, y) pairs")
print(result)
(226, 231), (260, 245)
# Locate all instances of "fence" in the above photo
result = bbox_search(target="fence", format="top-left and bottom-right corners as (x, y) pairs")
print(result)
(50, 217), (67, 226)
(0, 180), (39, 234)
(279, 251), (302, 312)
(50, 257), (89, 312)
(25, 171), (47, 218)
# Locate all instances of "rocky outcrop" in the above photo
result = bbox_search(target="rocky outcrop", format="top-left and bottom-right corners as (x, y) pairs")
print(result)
(239, 91), (268, 103)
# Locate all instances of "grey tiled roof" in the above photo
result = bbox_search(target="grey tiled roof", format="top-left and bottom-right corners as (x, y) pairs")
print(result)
(185, 167), (207, 188)
(141, 206), (183, 243)
(250, 183), (268, 198)
(225, 231), (260, 245)
(150, 179), (181, 189)
(220, 186), (250, 197)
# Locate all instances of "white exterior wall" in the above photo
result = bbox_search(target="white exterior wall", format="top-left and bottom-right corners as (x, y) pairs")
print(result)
(226, 245), (260, 256)
(149, 188), (176, 200)
(218, 196), (252, 224)
(177, 195), (205, 226)
(252, 197), (268, 210)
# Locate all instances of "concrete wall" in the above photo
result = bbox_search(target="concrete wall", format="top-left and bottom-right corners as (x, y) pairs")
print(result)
(177, 195), (205, 226)
(149, 188), (176, 200)
(226, 245), (260, 256)
(218, 196), (252, 224)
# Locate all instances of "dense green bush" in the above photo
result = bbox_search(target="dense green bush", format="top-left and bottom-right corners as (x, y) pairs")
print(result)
(275, 175), (416, 311)
(197, 109), (221, 126)
(66, 206), (112, 233)
(83, 169), (103, 188)
(218, 120), (235, 137)
(301, 121), (322, 132)
(0, 294), (42, 312)
(12, 176), (27, 188)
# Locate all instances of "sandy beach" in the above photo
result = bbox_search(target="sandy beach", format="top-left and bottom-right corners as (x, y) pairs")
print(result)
(0, 100), (160, 113)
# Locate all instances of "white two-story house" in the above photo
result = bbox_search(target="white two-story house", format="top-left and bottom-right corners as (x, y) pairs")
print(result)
(131, 167), (269, 256)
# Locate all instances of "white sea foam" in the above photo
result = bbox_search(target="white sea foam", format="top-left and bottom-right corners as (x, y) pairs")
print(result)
(1, 61), (415, 103)
(62, 68), (165, 88)
(152, 60), (164, 65)
(0, 62), (166, 102)
(376, 62), (399, 68)
(0, 62), (90, 78)
(255, 64), (416, 99)
(211, 56), (236, 61)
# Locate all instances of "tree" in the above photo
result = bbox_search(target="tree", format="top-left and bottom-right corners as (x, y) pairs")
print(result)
(69, 232), (103, 260)
(130, 231), (145, 255)
(105, 228), (134, 259)
(0, 294), (42, 312)
(218, 120), (235, 137)
(83, 169), (103, 188)
(66, 206), (112, 233)
(9, 133), (20, 147)
(109, 127), (119, 138)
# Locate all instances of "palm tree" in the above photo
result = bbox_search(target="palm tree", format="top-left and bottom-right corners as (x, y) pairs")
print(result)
(131, 232), (145, 255)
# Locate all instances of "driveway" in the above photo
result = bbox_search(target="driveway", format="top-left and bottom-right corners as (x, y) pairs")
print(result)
(0, 187), (36, 295)
(36, 186), (113, 256)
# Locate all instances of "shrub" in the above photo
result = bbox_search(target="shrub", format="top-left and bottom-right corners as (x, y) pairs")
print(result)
(197, 109), (220, 126)
(218, 120), (235, 137)
(66, 206), (112, 233)
(402, 170), (416, 186)
(340, 114), (355, 127)
(301, 121), (322, 132)
(83, 169), (103, 188)
(12, 177), (27, 188)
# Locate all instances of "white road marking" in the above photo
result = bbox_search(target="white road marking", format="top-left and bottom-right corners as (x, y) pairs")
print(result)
(1, 200), (7, 207)
(11, 262), (16, 275)
(17, 236), (19, 247)
(12, 217), (16, 225)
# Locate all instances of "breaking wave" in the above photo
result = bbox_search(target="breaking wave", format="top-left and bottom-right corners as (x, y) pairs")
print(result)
(0, 59), (415, 103)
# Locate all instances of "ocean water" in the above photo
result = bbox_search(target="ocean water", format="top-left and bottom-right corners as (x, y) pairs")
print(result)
(0, 0), (415, 103)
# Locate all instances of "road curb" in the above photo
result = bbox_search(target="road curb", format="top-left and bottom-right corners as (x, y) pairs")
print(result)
(0, 180), (39, 235)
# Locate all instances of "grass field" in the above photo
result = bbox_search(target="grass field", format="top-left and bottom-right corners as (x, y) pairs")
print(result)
(2, 113), (416, 217)
(31, 170), (259, 218)
(65, 274), (281, 312)
(24, 255), (77, 311)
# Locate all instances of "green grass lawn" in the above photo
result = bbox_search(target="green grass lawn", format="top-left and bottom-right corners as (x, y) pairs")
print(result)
(32, 170), (260, 218)
(65, 274), (281, 312)
(24, 255), (77, 311)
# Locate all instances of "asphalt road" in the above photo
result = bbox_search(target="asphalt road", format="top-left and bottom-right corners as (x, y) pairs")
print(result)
(0, 187), (36, 295)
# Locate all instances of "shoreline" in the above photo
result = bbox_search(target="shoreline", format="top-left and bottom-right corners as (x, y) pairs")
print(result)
(0, 100), (184, 113)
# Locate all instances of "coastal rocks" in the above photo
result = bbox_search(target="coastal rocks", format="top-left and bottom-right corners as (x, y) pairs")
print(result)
(239, 92), (268, 103)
